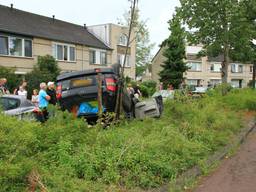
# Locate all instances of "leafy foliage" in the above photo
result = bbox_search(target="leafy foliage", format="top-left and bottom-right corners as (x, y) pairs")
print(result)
(36, 55), (60, 77)
(0, 89), (255, 191)
(118, 4), (155, 77)
(159, 15), (188, 89)
(140, 80), (157, 97)
(0, 66), (23, 92)
(25, 55), (60, 98)
(179, 0), (255, 83)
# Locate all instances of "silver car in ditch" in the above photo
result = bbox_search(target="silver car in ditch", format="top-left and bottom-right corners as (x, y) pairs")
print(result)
(0, 95), (35, 120)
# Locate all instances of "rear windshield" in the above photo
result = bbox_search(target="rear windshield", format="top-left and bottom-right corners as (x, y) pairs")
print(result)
(60, 75), (97, 91)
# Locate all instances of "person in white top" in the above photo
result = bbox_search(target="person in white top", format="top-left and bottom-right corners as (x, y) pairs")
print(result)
(31, 89), (39, 107)
(17, 86), (27, 98)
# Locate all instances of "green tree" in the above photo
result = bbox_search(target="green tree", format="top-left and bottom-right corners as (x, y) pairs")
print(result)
(26, 55), (60, 98)
(179, 0), (253, 83)
(0, 66), (22, 92)
(231, 0), (256, 87)
(159, 15), (188, 89)
(118, 5), (155, 77)
(37, 55), (60, 77)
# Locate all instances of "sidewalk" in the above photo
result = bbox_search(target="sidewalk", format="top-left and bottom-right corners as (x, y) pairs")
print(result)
(193, 128), (256, 192)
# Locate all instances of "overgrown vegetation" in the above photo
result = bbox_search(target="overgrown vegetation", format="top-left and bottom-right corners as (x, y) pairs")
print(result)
(26, 55), (60, 98)
(0, 88), (255, 191)
(0, 66), (23, 91)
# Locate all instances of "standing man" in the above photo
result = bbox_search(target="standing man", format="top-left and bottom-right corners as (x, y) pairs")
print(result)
(0, 78), (10, 95)
(46, 82), (57, 105)
(39, 82), (51, 122)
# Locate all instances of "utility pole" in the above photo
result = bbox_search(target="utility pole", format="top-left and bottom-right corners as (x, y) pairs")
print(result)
(115, 0), (138, 120)
(97, 72), (103, 116)
(253, 62), (256, 89)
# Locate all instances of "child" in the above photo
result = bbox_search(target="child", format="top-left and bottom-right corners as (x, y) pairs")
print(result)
(31, 89), (39, 107)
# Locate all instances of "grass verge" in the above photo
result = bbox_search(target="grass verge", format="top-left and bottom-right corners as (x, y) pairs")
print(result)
(0, 88), (255, 191)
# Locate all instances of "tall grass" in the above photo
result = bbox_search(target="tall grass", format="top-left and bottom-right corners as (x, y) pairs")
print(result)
(0, 88), (255, 191)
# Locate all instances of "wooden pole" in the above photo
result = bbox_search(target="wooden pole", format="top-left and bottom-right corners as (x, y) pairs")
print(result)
(253, 62), (256, 89)
(97, 72), (102, 116)
(115, 0), (138, 120)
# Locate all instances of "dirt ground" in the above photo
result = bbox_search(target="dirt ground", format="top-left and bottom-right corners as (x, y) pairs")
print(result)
(193, 127), (256, 192)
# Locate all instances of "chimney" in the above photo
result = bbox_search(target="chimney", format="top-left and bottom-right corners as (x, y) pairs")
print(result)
(52, 15), (55, 21)
(10, 4), (13, 10)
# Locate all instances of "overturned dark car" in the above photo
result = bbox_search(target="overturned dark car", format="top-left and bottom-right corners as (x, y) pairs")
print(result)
(56, 66), (163, 121)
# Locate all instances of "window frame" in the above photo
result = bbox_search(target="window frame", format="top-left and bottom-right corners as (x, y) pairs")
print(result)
(231, 63), (243, 73)
(210, 63), (222, 72)
(89, 48), (107, 65)
(52, 42), (76, 62)
(117, 54), (131, 68)
(0, 35), (33, 58)
(250, 65), (253, 73)
(187, 61), (202, 72)
(118, 34), (128, 46)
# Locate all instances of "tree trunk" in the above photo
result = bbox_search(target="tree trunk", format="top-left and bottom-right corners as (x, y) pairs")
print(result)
(221, 45), (229, 84)
(97, 72), (102, 116)
(253, 62), (256, 89)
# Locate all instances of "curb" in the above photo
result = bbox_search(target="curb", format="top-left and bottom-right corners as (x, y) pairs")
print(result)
(145, 119), (256, 192)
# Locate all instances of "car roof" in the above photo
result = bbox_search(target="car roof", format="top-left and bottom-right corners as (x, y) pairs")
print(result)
(57, 68), (115, 81)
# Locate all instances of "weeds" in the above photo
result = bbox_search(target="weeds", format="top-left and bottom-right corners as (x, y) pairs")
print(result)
(0, 88), (255, 191)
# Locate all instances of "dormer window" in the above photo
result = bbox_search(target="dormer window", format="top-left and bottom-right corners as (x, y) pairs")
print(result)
(119, 34), (128, 46)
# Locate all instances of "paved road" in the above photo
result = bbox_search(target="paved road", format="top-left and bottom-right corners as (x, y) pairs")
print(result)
(193, 128), (256, 192)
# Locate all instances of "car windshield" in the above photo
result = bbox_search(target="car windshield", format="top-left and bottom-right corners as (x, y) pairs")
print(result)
(0, 97), (20, 111)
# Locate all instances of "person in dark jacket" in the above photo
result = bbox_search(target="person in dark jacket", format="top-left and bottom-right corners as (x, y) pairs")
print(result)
(46, 82), (57, 105)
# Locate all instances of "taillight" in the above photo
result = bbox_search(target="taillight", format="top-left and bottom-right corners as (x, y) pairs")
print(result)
(56, 84), (62, 99)
(106, 78), (117, 92)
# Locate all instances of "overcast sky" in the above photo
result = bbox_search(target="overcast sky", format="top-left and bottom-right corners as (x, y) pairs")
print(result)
(0, 0), (180, 55)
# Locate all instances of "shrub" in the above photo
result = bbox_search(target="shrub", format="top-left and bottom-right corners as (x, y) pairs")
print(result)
(25, 55), (60, 98)
(0, 66), (23, 92)
(139, 84), (150, 97)
(140, 80), (157, 97)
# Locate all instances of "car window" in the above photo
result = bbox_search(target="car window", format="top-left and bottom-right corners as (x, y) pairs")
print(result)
(0, 98), (20, 111)
(60, 75), (97, 91)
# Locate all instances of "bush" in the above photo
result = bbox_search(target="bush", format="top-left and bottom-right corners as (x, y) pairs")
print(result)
(0, 66), (23, 92)
(140, 80), (157, 97)
(0, 89), (255, 191)
(25, 55), (60, 98)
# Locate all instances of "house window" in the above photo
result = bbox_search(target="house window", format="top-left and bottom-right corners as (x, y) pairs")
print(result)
(53, 43), (76, 62)
(187, 62), (202, 71)
(24, 40), (32, 57)
(210, 63), (221, 72)
(119, 34), (128, 46)
(210, 79), (221, 86)
(0, 36), (8, 55)
(231, 64), (243, 73)
(100, 52), (107, 65)
(89, 49), (107, 65)
(9, 37), (22, 56)
(117, 54), (131, 67)
(231, 79), (243, 88)
(0, 35), (32, 57)
(57, 45), (63, 60)
(250, 65), (253, 73)
(69, 47), (75, 61)
(89, 50), (96, 64)
(187, 79), (200, 86)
